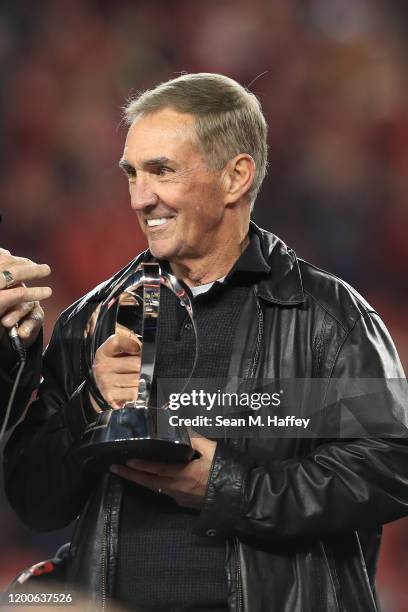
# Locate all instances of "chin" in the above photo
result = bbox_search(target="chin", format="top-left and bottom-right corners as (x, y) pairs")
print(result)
(148, 241), (177, 262)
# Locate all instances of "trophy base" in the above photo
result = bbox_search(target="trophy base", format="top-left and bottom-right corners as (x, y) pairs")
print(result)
(77, 438), (195, 472)
(76, 406), (196, 472)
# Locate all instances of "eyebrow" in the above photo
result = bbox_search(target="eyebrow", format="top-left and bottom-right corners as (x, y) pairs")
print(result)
(143, 156), (172, 167)
(118, 157), (173, 172)
(118, 159), (135, 173)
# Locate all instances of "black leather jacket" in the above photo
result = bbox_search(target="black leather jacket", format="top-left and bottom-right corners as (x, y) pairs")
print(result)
(4, 225), (408, 612)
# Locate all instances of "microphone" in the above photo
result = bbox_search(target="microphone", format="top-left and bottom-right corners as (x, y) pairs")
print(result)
(0, 327), (27, 444)
(8, 326), (27, 364)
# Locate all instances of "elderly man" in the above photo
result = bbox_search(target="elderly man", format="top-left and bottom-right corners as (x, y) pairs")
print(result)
(0, 250), (51, 432)
(4, 73), (408, 612)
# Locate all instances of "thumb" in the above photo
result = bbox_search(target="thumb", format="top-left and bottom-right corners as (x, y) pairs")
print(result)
(115, 323), (142, 354)
(187, 426), (202, 443)
(102, 328), (142, 357)
(188, 428), (215, 452)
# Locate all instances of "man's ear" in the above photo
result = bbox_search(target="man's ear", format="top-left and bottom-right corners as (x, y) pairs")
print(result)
(222, 154), (255, 205)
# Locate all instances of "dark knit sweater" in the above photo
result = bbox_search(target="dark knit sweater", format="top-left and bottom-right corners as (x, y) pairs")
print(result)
(115, 234), (270, 611)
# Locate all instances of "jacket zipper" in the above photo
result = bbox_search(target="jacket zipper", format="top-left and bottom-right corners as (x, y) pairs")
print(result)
(234, 538), (244, 612)
(101, 502), (110, 611)
(248, 301), (263, 380)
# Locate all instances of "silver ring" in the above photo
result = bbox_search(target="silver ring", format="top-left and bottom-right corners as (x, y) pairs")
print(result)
(157, 488), (162, 494)
(2, 270), (15, 289)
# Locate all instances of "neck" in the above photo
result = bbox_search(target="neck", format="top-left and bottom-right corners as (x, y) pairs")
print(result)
(170, 231), (250, 287)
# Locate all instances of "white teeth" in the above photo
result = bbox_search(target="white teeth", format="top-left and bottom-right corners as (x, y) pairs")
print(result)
(146, 218), (171, 227)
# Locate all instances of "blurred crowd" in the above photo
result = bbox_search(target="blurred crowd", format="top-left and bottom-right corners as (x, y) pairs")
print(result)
(0, 1), (407, 610)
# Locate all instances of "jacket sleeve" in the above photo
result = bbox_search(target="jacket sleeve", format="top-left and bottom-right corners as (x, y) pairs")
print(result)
(3, 313), (97, 532)
(0, 333), (43, 430)
(195, 312), (408, 540)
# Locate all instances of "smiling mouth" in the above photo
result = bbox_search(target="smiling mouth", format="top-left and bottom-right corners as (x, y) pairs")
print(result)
(145, 217), (174, 228)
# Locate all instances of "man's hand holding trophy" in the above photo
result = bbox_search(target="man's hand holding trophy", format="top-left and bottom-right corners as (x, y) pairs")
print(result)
(77, 262), (197, 471)
(90, 323), (142, 413)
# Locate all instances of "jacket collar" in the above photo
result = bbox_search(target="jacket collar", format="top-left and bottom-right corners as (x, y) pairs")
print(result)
(249, 222), (305, 305)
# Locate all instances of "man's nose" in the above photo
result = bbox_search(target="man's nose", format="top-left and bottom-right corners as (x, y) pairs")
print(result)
(130, 174), (159, 211)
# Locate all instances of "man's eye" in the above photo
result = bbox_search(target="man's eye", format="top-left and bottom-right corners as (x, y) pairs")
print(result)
(157, 166), (172, 176)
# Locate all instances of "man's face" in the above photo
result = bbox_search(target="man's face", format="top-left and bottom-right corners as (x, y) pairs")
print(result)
(120, 108), (227, 263)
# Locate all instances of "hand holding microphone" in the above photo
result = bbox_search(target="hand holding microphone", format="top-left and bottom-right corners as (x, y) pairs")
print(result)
(0, 248), (52, 360)
(0, 250), (52, 440)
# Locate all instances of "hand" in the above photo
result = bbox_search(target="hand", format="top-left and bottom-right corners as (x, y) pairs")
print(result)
(0, 249), (52, 348)
(91, 323), (142, 411)
(110, 434), (217, 510)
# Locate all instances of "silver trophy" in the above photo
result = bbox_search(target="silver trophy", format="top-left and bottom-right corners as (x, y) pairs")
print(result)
(76, 262), (197, 471)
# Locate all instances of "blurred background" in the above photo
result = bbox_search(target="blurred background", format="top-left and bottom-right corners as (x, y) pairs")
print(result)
(0, 0), (407, 609)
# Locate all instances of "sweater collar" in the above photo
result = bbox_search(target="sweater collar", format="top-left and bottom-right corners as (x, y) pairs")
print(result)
(224, 229), (271, 282)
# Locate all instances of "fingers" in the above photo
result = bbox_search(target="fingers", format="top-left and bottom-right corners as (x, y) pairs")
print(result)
(0, 252), (51, 349)
(0, 300), (45, 348)
(110, 459), (207, 509)
(0, 252), (33, 269)
(0, 263), (51, 289)
(17, 303), (44, 342)
(0, 285), (52, 316)
(125, 458), (181, 478)
(1, 300), (36, 328)
(92, 327), (143, 409)
(108, 372), (141, 389)
(110, 464), (171, 493)
(0, 250), (51, 287)
(99, 354), (141, 374)
(1, 301), (45, 348)
(93, 355), (141, 408)
(93, 364), (140, 387)
(103, 386), (139, 409)
(93, 354), (141, 375)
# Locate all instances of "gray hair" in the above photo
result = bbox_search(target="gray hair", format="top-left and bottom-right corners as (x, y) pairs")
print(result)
(123, 73), (268, 206)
